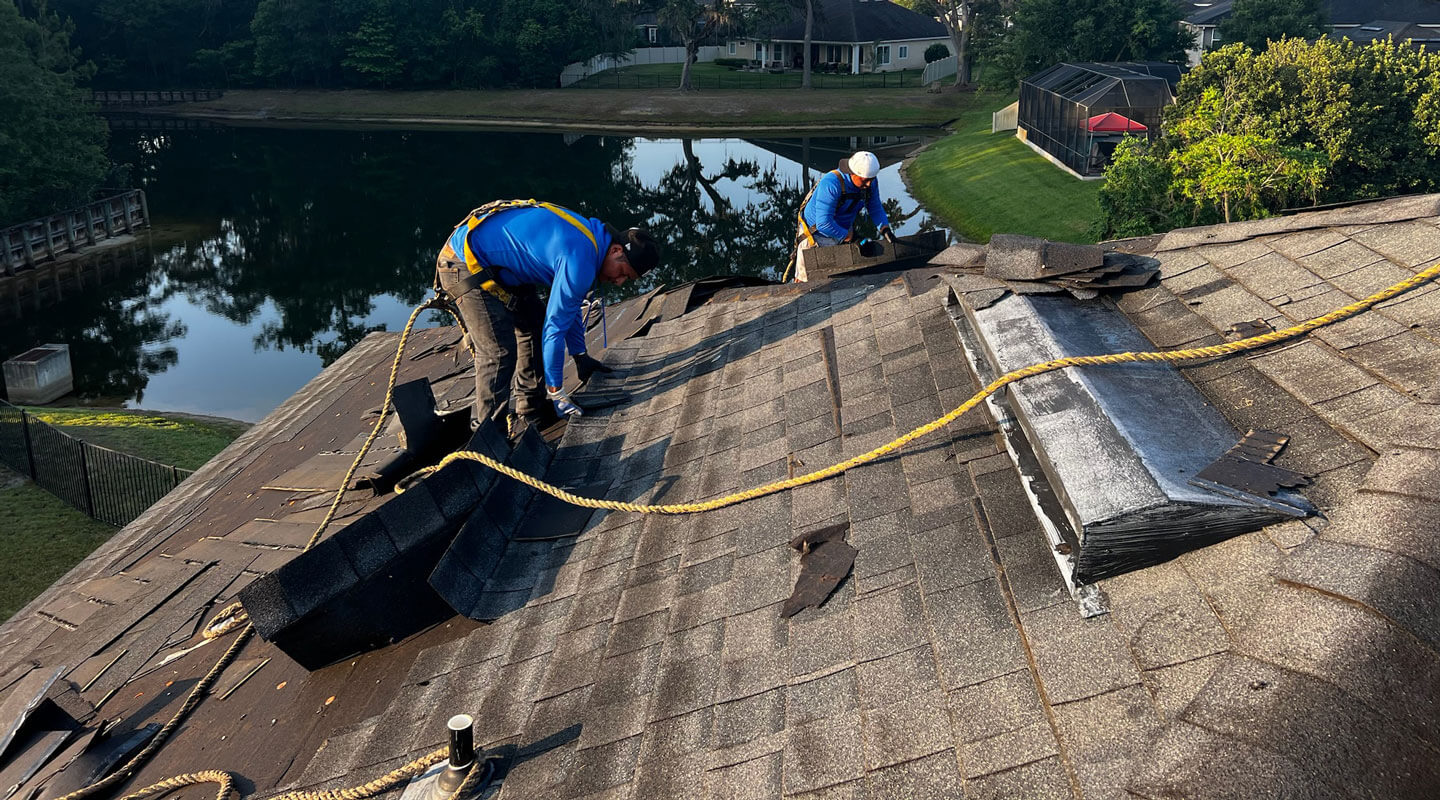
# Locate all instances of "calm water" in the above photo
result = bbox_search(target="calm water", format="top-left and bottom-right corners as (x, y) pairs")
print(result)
(1, 125), (943, 422)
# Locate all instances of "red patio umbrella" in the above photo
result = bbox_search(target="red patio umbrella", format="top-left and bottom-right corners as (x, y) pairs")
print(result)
(1086, 112), (1147, 133)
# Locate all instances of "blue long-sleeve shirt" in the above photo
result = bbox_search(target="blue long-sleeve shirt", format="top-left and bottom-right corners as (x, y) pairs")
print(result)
(801, 169), (889, 240)
(447, 206), (608, 388)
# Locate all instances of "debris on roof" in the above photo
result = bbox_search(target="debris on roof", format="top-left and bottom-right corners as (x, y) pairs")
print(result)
(1, 194), (1438, 800)
(780, 522), (856, 618)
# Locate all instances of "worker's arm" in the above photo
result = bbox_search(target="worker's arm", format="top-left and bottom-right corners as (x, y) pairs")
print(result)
(541, 247), (594, 390)
(810, 175), (852, 240)
(867, 178), (890, 230)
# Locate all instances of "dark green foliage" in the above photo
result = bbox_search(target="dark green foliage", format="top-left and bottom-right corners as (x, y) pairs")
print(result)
(1098, 38), (1440, 237)
(1218, 0), (1326, 52)
(0, 0), (109, 225)
(924, 43), (951, 63)
(1095, 137), (1177, 237)
(991, 0), (1191, 88)
(714, 57), (749, 69)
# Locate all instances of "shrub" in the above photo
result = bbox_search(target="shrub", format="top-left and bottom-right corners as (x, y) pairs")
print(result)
(924, 43), (951, 64)
(713, 57), (748, 69)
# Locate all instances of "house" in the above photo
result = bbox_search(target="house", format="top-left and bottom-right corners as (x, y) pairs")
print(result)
(2, 195), (1440, 798)
(1182, 0), (1440, 65)
(1017, 62), (1181, 178)
(726, 0), (949, 74)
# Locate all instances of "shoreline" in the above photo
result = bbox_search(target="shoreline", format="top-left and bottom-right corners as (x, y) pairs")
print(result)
(130, 107), (958, 135)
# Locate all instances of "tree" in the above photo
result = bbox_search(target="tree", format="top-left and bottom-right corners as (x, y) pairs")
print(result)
(343, 13), (403, 86)
(1, 0), (109, 225)
(993, 0), (1192, 87)
(924, 42), (950, 63)
(660, 0), (730, 90)
(1218, 0), (1325, 53)
(1096, 137), (1175, 238)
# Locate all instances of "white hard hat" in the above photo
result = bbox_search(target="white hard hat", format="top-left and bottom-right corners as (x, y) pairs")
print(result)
(848, 151), (880, 179)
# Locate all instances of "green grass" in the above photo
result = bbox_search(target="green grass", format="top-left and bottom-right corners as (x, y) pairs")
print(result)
(0, 476), (120, 621)
(572, 62), (928, 91)
(0, 409), (248, 622)
(24, 408), (249, 472)
(906, 94), (1103, 244)
(181, 87), (971, 130)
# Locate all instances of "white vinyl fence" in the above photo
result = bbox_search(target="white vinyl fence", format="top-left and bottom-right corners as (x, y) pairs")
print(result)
(560, 45), (726, 87)
(992, 101), (1019, 133)
(921, 55), (957, 86)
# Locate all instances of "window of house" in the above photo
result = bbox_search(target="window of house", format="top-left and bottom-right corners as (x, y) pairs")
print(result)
(826, 45), (842, 62)
(647, 26), (657, 44)
(876, 45), (891, 66)
(898, 45), (908, 60)
(756, 43), (766, 63)
(728, 41), (737, 55)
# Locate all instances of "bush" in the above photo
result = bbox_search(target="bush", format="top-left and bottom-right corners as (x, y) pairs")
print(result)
(924, 43), (951, 64)
(713, 57), (748, 69)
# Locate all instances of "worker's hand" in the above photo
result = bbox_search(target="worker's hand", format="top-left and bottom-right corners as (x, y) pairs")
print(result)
(573, 352), (612, 384)
(547, 387), (584, 418)
(880, 225), (898, 244)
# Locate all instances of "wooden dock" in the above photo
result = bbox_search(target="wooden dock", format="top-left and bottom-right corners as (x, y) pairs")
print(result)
(1, 190), (149, 276)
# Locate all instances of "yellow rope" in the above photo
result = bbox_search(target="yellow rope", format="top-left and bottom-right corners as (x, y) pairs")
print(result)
(50, 258), (1440, 800)
(54, 305), (435, 800)
(398, 259), (1440, 514)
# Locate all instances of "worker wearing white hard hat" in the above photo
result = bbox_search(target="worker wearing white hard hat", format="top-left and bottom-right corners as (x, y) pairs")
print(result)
(795, 150), (897, 251)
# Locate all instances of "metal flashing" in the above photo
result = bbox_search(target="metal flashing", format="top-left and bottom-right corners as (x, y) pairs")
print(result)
(952, 290), (1312, 584)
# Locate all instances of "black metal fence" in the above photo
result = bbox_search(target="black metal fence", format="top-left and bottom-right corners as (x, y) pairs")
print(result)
(0, 401), (193, 527)
(571, 68), (924, 90)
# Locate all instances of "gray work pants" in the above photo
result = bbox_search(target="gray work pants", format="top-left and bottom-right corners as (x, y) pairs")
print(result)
(435, 259), (547, 424)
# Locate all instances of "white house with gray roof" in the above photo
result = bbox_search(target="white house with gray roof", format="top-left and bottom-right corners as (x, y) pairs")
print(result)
(727, 0), (950, 73)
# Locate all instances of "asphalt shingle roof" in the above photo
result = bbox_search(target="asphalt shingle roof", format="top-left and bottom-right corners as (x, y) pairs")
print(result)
(759, 0), (947, 44)
(0, 195), (1438, 799)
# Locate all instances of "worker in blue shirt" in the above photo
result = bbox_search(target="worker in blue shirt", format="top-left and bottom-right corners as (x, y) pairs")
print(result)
(798, 151), (898, 249)
(434, 200), (660, 438)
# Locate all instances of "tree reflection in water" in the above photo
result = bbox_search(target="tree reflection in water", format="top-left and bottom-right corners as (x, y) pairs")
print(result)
(2, 127), (937, 412)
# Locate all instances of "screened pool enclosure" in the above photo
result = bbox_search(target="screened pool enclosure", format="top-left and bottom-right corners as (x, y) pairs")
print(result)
(1018, 62), (1180, 177)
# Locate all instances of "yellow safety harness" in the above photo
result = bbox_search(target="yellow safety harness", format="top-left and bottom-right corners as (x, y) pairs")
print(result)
(442, 199), (599, 305)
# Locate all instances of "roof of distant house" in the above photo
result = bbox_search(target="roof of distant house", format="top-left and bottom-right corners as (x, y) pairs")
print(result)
(749, 0), (947, 44)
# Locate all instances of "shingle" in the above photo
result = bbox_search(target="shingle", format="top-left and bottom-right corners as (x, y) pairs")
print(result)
(1246, 341), (1376, 405)
(782, 714), (865, 795)
(1268, 228), (1349, 259)
(852, 582), (929, 663)
(639, 706), (714, 766)
(1021, 603), (1140, 704)
(1102, 562), (1228, 671)
(1295, 239), (1387, 278)
(713, 687), (785, 750)
(959, 720), (1060, 780)
(860, 689), (954, 769)
(648, 653), (720, 722)
(946, 668), (1047, 745)
(1359, 445), (1440, 503)
(1051, 684), (1162, 799)
(1346, 332), (1440, 396)
(1227, 252), (1323, 301)
(992, 530), (1067, 614)
(909, 514), (992, 595)
(1127, 719), (1333, 799)
(1328, 258), (1415, 299)
(704, 752), (783, 800)
(1279, 538), (1440, 651)
(606, 610), (670, 657)
(1197, 239), (1273, 269)
(1179, 655), (1440, 797)
(967, 757), (1080, 800)
(1239, 583), (1440, 747)
(866, 750), (965, 800)
(1349, 220), (1440, 266)
(561, 733), (641, 797)
(788, 601), (857, 676)
(925, 579), (1027, 690)
(788, 666), (859, 727)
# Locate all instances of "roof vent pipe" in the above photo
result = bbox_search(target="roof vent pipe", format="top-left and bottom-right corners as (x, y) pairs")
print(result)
(436, 715), (475, 794)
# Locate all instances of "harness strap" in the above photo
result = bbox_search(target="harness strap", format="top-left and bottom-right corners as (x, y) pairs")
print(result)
(447, 199), (601, 305)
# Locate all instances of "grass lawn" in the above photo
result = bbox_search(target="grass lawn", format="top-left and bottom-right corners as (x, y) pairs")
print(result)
(572, 62), (928, 91)
(176, 86), (972, 130)
(24, 408), (250, 472)
(906, 94), (1103, 244)
(0, 409), (248, 622)
(0, 475), (118, 621)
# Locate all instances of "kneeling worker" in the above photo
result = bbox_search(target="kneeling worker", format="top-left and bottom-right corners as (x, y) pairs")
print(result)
(798, 150), (898, 250)
(434, 200), (660, 438)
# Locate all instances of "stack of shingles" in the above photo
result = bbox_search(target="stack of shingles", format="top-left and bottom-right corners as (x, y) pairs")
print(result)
(927, 234), (1160, 307)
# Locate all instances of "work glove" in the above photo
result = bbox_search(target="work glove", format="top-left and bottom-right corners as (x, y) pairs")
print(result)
(547, 387), (584, 418)
(573, 352), (612, 384)
(880, 225), (898, 244)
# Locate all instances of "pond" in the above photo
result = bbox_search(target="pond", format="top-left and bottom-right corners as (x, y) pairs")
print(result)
(1, 125), (945, 422)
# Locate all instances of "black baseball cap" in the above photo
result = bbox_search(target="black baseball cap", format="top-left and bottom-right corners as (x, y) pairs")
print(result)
(608, 225), (660, 276)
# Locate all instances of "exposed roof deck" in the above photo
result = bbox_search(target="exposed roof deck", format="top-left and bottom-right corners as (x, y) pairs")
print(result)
(1, 195), (1438, 799)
